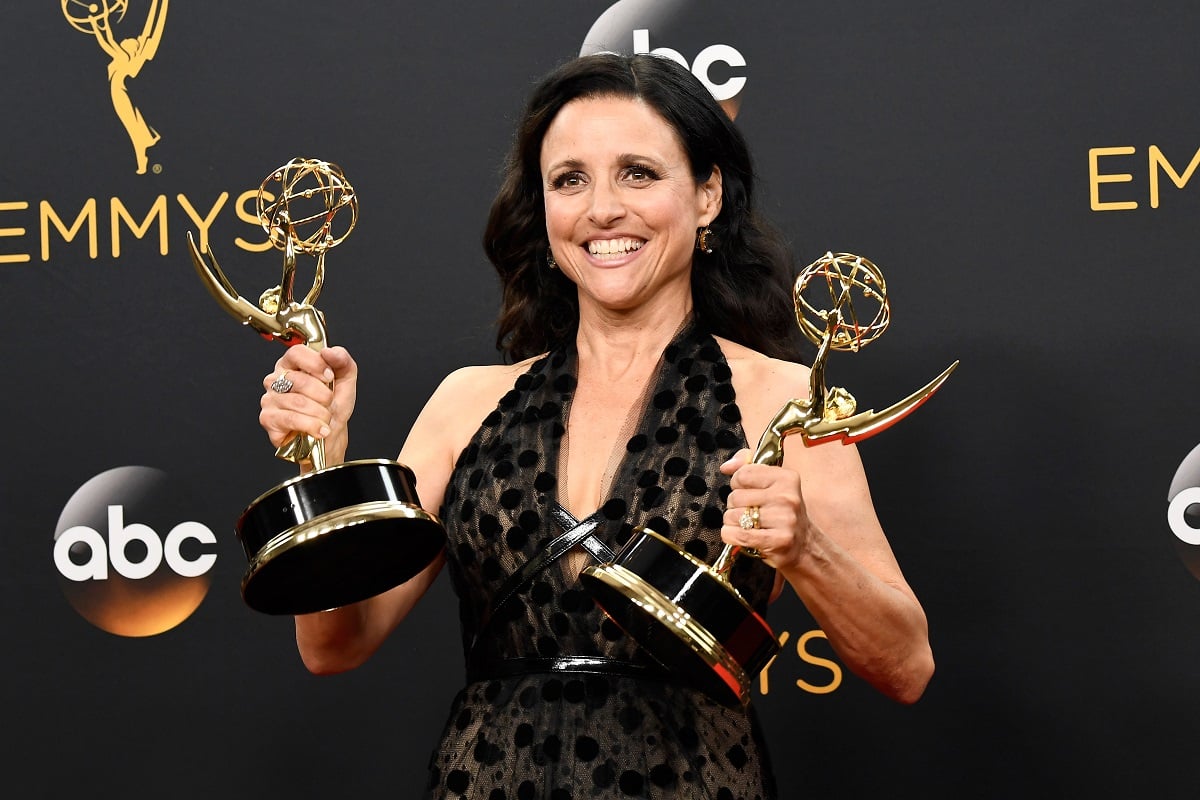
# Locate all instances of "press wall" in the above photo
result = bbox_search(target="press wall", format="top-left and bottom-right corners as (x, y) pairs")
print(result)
(4, 2), (1199, 797)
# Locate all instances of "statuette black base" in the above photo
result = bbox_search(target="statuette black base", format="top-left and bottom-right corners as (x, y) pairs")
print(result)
(236, 459), (445, 615)
(580, 528), (778, 708)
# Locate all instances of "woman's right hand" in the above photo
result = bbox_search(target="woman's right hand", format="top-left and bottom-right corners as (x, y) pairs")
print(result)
(260, 345), (358, 468)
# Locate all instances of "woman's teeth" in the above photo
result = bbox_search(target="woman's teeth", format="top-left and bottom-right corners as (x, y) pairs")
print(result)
(588, 238), (644, 256)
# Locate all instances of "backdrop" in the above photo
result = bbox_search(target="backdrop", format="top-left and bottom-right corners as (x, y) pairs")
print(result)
(4, 1), (1199, 798)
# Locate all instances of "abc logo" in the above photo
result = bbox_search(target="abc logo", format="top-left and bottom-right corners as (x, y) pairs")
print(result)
(582, 0), (748, 117)
(53, 466), (218, 637)
(1168, 444), (1200, 580)
(631, 29), (746, 104)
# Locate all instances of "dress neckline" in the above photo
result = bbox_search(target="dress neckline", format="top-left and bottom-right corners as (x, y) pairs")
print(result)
(553, 319), (702, 521)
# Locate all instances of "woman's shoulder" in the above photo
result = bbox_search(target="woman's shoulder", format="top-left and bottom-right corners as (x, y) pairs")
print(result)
(406, 355), (547, 463)
(713, 336), (811, 437)
(714, 336), (809, 390)
(429, 355), (546, 412)
(439, 359), (535, 386)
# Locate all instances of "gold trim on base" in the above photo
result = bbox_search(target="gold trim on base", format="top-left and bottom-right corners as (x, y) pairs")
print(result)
(243, 499), (442, 592)
(580, 560), (751, 707)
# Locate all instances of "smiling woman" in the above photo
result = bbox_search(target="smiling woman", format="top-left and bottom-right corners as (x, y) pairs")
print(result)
(540, 95), (723, 320)
(257, 52), (934, 799)
(485, 54), (802, 365)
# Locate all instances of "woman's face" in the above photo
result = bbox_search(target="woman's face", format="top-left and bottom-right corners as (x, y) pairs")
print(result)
(539, 94), (721, 316)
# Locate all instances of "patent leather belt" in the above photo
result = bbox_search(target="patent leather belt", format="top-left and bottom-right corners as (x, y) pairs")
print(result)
(467, 655), (670, 683)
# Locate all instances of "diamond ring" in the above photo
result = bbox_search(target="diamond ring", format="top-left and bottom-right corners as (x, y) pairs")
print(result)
(270, 371), (293, 394)
(738, 505), (760, 530)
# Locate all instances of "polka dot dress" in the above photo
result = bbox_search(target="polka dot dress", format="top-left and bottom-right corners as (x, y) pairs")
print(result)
(426, 323), (778, 799)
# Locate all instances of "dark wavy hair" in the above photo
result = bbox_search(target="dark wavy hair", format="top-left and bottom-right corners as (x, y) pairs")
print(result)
(483, 52), (804, 363)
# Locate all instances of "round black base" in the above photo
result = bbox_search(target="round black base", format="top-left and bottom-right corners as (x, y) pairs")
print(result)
(579, 528), (779, 708)
(580, 566), (745, 707)
(236, 459), (446, 615)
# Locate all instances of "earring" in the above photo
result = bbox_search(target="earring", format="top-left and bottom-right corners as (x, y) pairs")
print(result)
(696, 226), (714, 254)
(547, 247), (558, 269)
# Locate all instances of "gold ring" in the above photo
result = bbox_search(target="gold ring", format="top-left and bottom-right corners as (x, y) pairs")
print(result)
(738, 505), (760, 530)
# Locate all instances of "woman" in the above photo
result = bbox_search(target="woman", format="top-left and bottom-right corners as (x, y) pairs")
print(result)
(260, 53), (933, 799)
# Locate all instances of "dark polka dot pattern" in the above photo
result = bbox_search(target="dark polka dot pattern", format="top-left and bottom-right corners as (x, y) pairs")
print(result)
(428, 324), (778, 798)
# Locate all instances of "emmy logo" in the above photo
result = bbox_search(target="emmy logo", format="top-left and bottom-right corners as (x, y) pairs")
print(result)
(62, 0), (169, 174)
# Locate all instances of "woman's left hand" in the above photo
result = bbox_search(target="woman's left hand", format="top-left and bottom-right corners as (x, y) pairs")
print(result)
(720, 448), (810, 571)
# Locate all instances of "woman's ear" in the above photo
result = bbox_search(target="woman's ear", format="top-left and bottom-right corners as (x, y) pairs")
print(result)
(698, 165), (723, 225)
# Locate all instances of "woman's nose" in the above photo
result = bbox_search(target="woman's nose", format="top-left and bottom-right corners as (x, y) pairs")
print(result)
(587, 180), (626, 225)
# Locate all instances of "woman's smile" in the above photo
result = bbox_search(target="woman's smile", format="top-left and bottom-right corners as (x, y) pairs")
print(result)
(586, 237), (644, 258)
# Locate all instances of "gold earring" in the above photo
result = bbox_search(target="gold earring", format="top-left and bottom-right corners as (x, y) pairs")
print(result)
(696, 226), (714, 254)
(547, 248), (558, 269)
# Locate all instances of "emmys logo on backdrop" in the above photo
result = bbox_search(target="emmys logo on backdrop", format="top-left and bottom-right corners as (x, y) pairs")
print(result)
(1168, 444), (1200, 582)
(0, 188), (274, 266)
(1089, 144), (1200, 210)
(2, 1), (272, 269)
(52, 466), (217, 637)
(757, 628), (843, 698)
(61, 0), (169, 175)
(582, 0), (748, 118)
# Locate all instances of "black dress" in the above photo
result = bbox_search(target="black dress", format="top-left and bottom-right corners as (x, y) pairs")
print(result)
(426, 323), (778, 799)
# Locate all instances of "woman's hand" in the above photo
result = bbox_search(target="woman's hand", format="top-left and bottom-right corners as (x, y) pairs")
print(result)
(719, 448), (810, 571)
(260, 345), (358, 467)
(720, 443), (934, 702)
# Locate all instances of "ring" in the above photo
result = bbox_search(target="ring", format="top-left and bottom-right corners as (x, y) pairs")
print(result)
(739, 505), (760, 530)
(269, 372), (293, 394)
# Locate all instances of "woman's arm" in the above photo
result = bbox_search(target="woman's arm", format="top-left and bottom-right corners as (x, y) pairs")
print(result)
(259, 350), (523, 674)
(722, 349), (934, 704)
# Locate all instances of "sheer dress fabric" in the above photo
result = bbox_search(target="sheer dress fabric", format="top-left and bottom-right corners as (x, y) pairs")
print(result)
(425, 324), (779, 800)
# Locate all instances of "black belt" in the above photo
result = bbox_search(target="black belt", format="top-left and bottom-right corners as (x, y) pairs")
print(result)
(467, 655), (670, 683)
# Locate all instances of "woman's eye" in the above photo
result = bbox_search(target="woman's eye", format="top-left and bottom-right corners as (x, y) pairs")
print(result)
(622, 165), (659, 184)
(551, 172), (586, 191)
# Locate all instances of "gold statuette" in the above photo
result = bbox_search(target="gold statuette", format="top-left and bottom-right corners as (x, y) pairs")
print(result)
(582, 251), (957, 707)
(186, 158), (445, 615)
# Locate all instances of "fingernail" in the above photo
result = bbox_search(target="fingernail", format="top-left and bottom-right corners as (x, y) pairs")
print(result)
(323, 369), (334, 381)
(319, 425), (331, 438)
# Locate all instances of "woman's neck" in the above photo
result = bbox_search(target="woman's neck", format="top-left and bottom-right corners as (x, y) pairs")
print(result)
(574, 304), (692, 384)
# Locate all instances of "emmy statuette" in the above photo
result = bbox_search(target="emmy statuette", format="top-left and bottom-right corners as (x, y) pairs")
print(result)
(187, 158), (445, 615)
(61, 0), (169, 174)
(580, 252), (958, 707)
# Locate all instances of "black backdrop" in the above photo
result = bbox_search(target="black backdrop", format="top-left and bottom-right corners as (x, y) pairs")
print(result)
(4, 1), (1200, 797)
